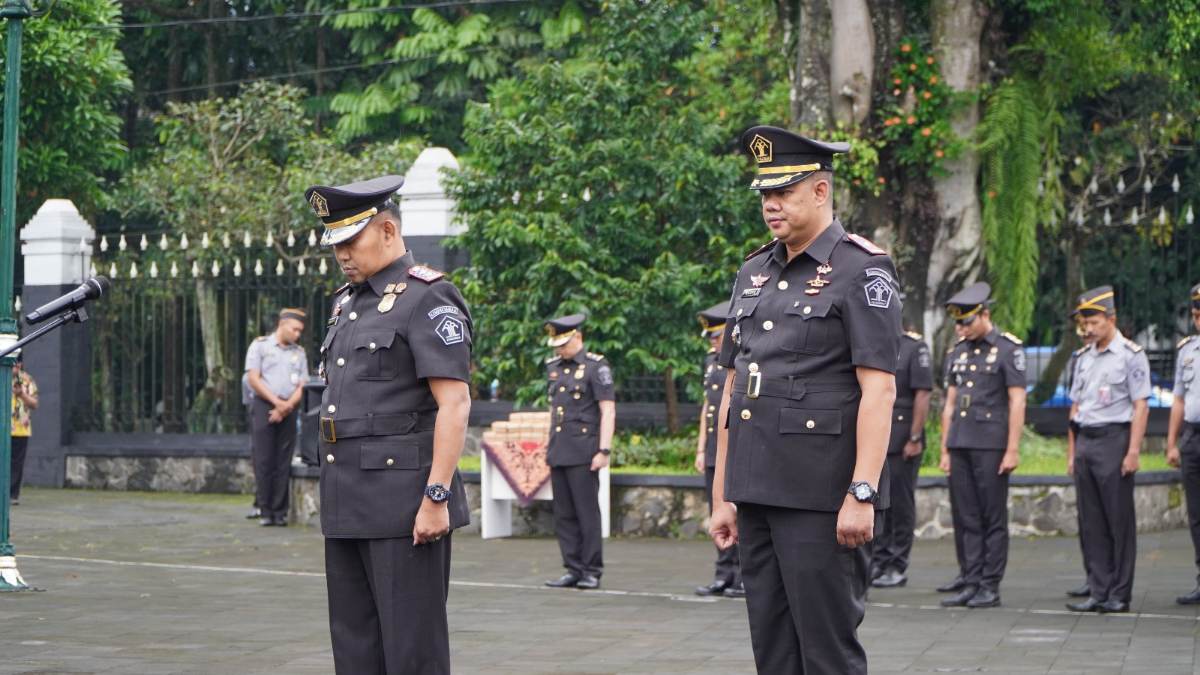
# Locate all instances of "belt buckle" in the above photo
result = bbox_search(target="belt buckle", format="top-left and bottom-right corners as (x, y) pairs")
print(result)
(320, 417), (337, 443)
(747, 371), (762, 399)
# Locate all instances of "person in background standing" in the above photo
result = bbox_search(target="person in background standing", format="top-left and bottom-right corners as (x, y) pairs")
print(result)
(9, 351), (38, 506)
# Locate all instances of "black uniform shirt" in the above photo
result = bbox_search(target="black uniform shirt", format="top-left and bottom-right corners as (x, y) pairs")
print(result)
(317, 251), (473, 538)
(546, 349), (615, 467)
(717, 219), (902, 511)
(889, 332), (933, 454)
(702, 350), (724, 467)
(945, 328), (1025, 450)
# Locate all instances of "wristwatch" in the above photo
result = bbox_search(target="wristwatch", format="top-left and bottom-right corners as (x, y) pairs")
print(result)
(599, 448), (611, 456)
(847, 481), (878, 504)
(908, 433), (922, 443)
(424, 483), (451, 503)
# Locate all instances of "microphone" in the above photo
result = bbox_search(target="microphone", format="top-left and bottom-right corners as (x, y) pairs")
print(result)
(25, 276), (111, 324)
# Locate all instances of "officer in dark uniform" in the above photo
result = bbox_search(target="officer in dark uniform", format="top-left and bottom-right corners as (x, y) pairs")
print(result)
(693, 302), (743, 598)
(708, 126), (901, 675)
(936, 322), (972, 594)
(306, 175), (472, 674)
(542, 313), (615, 590)
(872, 327), (933, 588)
(1168, 282), (1200, 605)
(938, 282), (1025, 609)
(1065, 286), (1150, 614)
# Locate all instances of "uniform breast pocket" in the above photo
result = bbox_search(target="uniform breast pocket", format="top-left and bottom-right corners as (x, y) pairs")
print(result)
(779, 407), (842, 435)
(781, 299), (833, 354)
(733, 296), (761, 331)
(353, 330), (399, 381)
(1183, 366), (1195, 385)
(359, 441), (419, 470)
(1107, 369), (1128, 393)
(320, 328), (337, 356)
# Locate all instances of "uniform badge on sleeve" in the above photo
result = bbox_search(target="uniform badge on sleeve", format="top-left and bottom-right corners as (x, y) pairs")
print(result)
(436, 316), (465, 345)
(864, 277), (893, 308)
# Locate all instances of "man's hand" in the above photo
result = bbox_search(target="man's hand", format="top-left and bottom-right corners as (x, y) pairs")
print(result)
(837, 495), (874, 548)
(413, 499), (450, 546)
(939, 451), (951, 475)
(1167, 445), (1181, 469)
(693, 452), (705, 473)
(1121, 452), (1140, 477)
(902, 440), (922, 459)
(267, 408), (283, 424)
(590, 452), (610, 471)
(999, 450), (1020, 475)
(709, 501), (738, 550)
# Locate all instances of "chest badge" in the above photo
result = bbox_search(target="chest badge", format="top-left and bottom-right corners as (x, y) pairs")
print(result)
(575, 367), (586, 380)
(550, 371), (559, 380)
(805, 262), (833, 296)
(377, 282), (407, 313)
(750, 273), (770, 288)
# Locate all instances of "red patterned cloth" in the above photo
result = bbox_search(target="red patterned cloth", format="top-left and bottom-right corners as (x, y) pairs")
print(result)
(481, 439), (551, 505)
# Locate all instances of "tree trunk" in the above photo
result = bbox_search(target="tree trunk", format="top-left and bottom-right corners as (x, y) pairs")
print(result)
(1032, 226), (1086, 401)
(924, 0), (988, 359)
(663, 366), (679, 434)
(779, 0), (832, 128)
(191, 279), (228, 432)
(829, 0), (874, 127)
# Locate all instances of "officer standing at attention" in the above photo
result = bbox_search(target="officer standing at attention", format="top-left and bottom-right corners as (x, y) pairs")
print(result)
(1065, 316), (1097, 599)
(244, 308), (308, 526)
(693, 301), (743, 598)
(306, 175), (472, 674)
(936, 321), (971, 594)
(543, 313), (615, 590)
(1065, 286), (1150, 614)
(872, 325), (933, 588)
(708, 125), (901, 675)
(938, 282), (1025, 609)
(1168, 282), (1200, 605)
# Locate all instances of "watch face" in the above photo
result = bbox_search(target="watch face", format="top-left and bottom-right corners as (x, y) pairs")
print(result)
(854, 484), (873, 500)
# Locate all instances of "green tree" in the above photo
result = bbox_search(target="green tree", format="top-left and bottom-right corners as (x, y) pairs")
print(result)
(447, 1), (771, 428)
(0, 0), (131, 226)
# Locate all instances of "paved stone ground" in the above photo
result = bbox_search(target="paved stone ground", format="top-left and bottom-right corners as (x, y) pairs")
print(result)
(3, 488), (1200, 674)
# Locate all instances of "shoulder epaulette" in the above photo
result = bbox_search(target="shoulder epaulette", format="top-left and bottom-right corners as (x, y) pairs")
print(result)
(1127, 341), (1144, 353)
(904, 330), (923, 341)
(1178, 335), (1194, 350)
(254, 335), (268, 342)
(586, 352), (604, 362)
(846, 233), (886, 256)
(1001, 331), (1023, 345)
(1073, 345), (1088, 356)
(545, 356), (561, 365)
(955, 336), (966, 344)
(408, 265), (445, 283)
(334, 282), (350, 295)
(744, 239), (778, 261)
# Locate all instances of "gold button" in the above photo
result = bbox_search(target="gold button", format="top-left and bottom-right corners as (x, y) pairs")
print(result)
(898, 415), (905, 421)
(969, 365), (977, 371)
(369, 342), (377, 350)
(736, 308), (744, 316)
(778, 280), (789, 290)
(556, 406), (564, 412)
(386, 458), (394, 466)
(349, 311), (358, 321)
(803, 306), (812, 315)
(740, 409), (752, 420)
(748, 362), (759, 372)
(960, 411), (967, 417)
(967, 381), (974, 388)
(327, 404), (336, 413)
(559, 386), (566, 392)
(806, 420), (815, 429)
(974, 348), (980, 354)
(763, 320), (774, 331)
(708, 405), (716, 412)
(711, 384), (719, 390)
(326, 454), (335, 463)
(582, 427), (588, 433)
(555, 426), (562, 432)
(986, 412), (992, 418)
(573, 393), (581, 399)
(336, 358), (345, 367)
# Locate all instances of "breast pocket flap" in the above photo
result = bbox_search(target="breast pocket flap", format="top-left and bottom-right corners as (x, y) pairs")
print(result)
(779, 408), (842, 435)
(359, 441), (419, 470)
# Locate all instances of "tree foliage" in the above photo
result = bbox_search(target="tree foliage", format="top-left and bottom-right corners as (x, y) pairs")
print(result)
(447, 1), (769, 403)
(0, 0), (130, 225)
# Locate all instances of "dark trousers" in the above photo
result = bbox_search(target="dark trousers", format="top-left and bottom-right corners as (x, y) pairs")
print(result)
(1075, 425), (1136, 604)
(550, 464), (603, 577)
(249, 398), (297, 521)
(325, 535), (453, 675)
(738, 503), (879, 675)
(9, 435), (28, 500)
(705, 466), (741, 584)
(874, 452), (920, 574)
(948, 448), (1009, 591)
(1180, 426), (1200, 584)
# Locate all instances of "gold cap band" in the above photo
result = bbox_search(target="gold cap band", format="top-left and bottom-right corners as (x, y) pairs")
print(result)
(1074, 290), (1114, 314)
(756, 163), (822, 176)
(325, 206), (379, 230)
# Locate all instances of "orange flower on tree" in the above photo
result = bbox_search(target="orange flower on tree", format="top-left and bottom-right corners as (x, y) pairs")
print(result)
(934, 149), (945, 158)
(921, 127), (932, 137)
(906, 115), (916, 125)
(922, 91), (932, 100)
(929, 75), (939, 84)
(900, 43), (911, 53)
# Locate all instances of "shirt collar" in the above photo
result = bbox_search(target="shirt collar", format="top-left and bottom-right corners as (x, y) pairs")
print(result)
(1093, 331), (1126, 355)
(365, 251), (416, 296)
(976, 328), (999, 346)
(769, 218), (845, 267)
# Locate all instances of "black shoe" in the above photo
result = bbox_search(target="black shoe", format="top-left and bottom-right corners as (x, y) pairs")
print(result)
(1099, 599), (1129, 613)
(258, 517), (275, 527)
(1176, 586), (1200, 605)
(1066, 597), (1103, 612)
(872, 569), (908, 588)
(967, 588), (1000, 608)
(1066, 582), (1091, 598)
(576, 575), (600, 590)
(246, 507), (261, 520)
(9, 499), (17, 506)
(695, 579), (730, 597)
(870, 564), (883, 581)
(936, 575), (967, 593)
(722, 582), (746, 598)
(940, 586), (978, 607)
(272, 517), (288, 527)
(545, 574), (580, 588)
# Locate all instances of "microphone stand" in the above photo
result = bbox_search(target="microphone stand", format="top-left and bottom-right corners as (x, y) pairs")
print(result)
(0, 303), (90, 592)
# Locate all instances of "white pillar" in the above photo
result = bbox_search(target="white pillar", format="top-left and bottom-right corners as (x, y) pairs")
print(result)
(399, 148), (465, 270)
(20, 199), (95, 286)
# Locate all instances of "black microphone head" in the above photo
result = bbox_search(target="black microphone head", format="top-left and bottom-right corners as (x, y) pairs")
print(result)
(85, 276), (111, 299)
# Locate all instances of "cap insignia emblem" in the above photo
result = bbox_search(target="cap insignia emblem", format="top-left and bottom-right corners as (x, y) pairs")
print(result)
(750, 134), (773, 164)
(309, 192), (329, 217)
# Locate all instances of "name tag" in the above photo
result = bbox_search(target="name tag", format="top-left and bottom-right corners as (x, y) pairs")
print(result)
(741, 288), (761, 298)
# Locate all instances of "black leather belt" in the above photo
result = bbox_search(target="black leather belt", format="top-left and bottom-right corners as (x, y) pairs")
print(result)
(732, 372), (859, 401)
(319, 411), (437, 443)
(1077, 422), (1130, 438)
